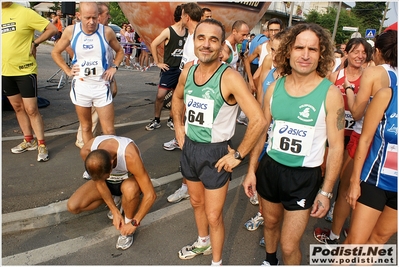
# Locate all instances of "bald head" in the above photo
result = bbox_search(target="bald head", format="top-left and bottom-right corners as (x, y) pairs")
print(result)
(85, 149), (112, 181)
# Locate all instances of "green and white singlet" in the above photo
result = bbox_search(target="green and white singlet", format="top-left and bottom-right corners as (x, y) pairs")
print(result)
(184, 64), (238, 143)
(267, 76), (332, 167)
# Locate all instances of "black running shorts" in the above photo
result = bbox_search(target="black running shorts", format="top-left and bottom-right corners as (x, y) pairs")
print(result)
(159, 67), (181, 90)
(106, 180), (123, 196)
(256, 153), (323, 210)
(2, 74), (37, 98)
(180, 136), (231, 190)
(357, 181), (397, 211)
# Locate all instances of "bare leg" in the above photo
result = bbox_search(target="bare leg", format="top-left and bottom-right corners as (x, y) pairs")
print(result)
(75, 105), (94, 144)
(7, 94), (33, 137)
(95, 102), (115, 135)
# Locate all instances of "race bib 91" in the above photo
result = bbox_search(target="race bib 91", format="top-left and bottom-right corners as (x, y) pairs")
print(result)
(271, 120), (315, 156)
(78, 58), (103, 77)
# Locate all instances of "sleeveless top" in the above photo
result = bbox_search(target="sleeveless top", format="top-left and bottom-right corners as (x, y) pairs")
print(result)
(335, 68), (361, 136)
(184, 64), (238, 143)
(164, 26), (187, 67)
(180, 33), (197, 70)
(248, 34), (268, 65)
(54, 17), (62, 32)
(361, 85), (398, 192)
(91, 135), (137, 182)
(224, 40), (239, 69)
(355, 64), (397, 134)
(71, 23), (111, 82)
(258, 42), (269, 66)
(267, 77), (331, 167)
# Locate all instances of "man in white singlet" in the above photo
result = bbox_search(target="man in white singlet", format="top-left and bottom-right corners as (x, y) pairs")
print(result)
(67, 135), (156, 250)
(221, 20), (250, 70)
(51, 2), (124, 145)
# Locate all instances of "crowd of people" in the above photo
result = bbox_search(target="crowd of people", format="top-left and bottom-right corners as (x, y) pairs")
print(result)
(2, 1), (397, 265)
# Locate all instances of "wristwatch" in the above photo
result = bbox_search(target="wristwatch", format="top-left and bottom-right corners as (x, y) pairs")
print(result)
(131, 219), (140, 227)
(111, 65), (118, 70)
(345, 85), (354, 92)
(234, 150), (244, 161)
(318, 189), (333, 199)
(32, 41), (39, 47)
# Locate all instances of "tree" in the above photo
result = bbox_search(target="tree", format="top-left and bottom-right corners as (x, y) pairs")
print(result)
(110, 2), (128, 26)
(352, 2), (387, 31)
(305, 7), (362, 45)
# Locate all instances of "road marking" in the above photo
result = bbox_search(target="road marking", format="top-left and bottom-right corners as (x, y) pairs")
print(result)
(2, 117), (170, 141)
(2, 176), (243, 265)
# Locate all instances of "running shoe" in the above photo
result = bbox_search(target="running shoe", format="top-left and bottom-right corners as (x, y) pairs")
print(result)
(116, 234), (134, 250)
(250, 192), (259, 205)
(37, 144), (49, 162)
(324, 201), (335, 222)
(167, 186), (189, 203)
(145, 119), (161, 131)
(262, 260), (279, 266)
(163, 138), (179, 151)
(236, 115), (248, 126)
(107, 195), (123, 220)
(244, 211), (264, 231)
(313, 227), (339, 244)
(82, 171), (91, 180)
(167, 118), (174, 131)
(259, 237), (265, 247)
(178, 240), (212, 260)
(11, 139), (38, 154)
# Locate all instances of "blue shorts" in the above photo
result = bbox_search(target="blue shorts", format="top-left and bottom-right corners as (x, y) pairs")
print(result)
(180, 136), (231, 190)
(159, 67), (181, 90)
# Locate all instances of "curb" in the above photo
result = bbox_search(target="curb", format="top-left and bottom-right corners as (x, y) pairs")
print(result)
(2, 172), (183, 235)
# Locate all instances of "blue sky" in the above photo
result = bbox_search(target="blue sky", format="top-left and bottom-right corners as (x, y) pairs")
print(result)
(345, 1), (398, 26)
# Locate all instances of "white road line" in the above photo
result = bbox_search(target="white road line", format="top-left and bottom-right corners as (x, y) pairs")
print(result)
(2, 117), (169, 141)
(2, 176), (243, 265)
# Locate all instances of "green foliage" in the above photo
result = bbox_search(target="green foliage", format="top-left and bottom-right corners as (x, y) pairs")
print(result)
(305, 6), (365, 45)
(352, 2), (387, 30)
(49, 2), (60, 12)
(109, 2), (128, 26)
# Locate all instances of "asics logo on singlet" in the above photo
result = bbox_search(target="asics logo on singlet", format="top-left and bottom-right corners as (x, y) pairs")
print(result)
(83, 44), (94, 50)
(187, 99), (208, 110)
(390, 113), (398, 118)
(81, 60), (98, 67)
(278, 124), (307, 137)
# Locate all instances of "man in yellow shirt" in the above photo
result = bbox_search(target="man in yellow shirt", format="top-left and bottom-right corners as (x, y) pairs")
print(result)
(2, 2), (57, 162)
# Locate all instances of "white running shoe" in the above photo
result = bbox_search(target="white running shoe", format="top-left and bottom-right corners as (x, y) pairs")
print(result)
(167, 186), (189, 203)
(178, 240), (212, 260)
(236, 115), (248, 126)
(244, 211), (264, 231)
(11, 139), (37, 154)
(116, 234), (133, 250)
(163, 138), (179, 151)
(166, 119), (174, 131)
(82, 171), (91, 180)
(250, 192), (259, 205)
(145, 119), (161, 131)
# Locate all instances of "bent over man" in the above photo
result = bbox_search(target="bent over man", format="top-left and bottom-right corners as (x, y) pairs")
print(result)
(67, 135), (156, 250)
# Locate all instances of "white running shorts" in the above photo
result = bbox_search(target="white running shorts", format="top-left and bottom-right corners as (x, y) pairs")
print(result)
(70, 78), (112, 107)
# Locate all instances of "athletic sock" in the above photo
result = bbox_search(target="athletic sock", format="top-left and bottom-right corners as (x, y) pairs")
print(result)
(181, 183), (188, 192)
(329, 230), (340, 240)
(211, 259), (222, 265)
(266, 252), (278, 265)
(154, 117), (160, 123)
(168, 117), (173, 122)
(24, 135), (34, 142)
(38, 140), (46, 146)
(197, 235), (210, 246)
(125, 217), (132, 224)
